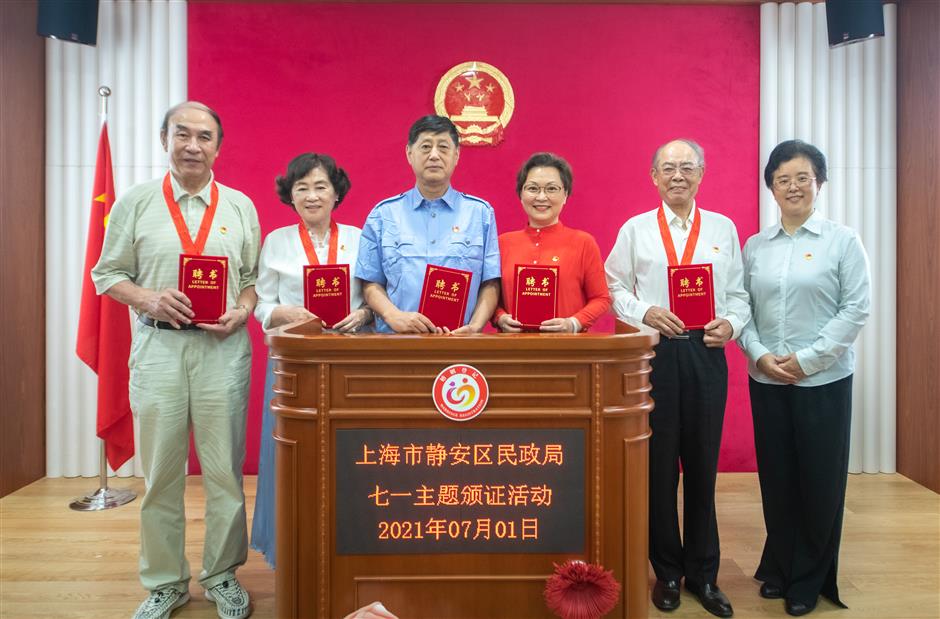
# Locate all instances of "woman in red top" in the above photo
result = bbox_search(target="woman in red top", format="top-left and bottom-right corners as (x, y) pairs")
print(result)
(495, 152), (611, 332)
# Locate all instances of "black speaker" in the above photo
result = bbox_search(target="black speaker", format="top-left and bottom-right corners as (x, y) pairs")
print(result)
(37, 0), (99, 47)
(826, 0), (885, 48)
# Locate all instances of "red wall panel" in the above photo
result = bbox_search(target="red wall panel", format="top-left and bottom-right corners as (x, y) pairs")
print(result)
(188, 2), (760, 473)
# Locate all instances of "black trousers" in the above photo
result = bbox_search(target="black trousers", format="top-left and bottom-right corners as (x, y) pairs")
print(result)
(749, 375), (852, 608)
(648, 332), (728, 588)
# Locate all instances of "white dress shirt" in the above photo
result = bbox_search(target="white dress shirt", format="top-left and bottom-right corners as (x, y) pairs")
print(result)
(255, 222), (366, 331)
(605, 201), (751, 337)
(738, 211), (870, 386)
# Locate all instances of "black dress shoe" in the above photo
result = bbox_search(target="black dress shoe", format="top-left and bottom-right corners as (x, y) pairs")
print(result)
(651, 579), (681, 611)
(686, 583), (734, 618)
(759, 582), (783, 599)
(785, 598), (817, 616)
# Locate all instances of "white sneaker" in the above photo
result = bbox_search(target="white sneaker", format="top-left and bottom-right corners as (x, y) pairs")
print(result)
(132, 588), (190, 619)
(205, 578), (252, 619)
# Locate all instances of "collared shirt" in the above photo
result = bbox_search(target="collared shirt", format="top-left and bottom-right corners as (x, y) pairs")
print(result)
(356, 185), (501, 333)
(738, 211), (870, 386)
(255, 222), (366, 331)
(92, 172), (261, 311)
(605, 201), (751, 337)
(495, 222), (611, 331)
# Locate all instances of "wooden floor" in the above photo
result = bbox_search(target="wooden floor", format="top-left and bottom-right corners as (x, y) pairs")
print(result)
(1, 474), (937, 619)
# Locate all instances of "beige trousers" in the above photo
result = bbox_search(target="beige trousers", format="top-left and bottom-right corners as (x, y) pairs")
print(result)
(128, 322), (252, 592)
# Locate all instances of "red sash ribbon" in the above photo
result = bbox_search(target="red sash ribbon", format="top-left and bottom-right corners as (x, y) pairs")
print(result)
(298, 220), (339, 265)
(162, 172), (219, 255)
(656, 205), (701, 266)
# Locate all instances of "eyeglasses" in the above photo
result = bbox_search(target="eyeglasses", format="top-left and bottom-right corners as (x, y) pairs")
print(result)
(657, 162), (702, 177)
(522, 184), (564, 197)
(772, 175), (816, 190)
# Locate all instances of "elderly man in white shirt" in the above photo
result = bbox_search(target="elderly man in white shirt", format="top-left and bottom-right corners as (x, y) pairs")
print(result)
(605, 138), (750, 618)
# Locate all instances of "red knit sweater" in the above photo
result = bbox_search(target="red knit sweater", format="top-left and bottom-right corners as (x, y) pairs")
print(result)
(495, 222), (611, 330)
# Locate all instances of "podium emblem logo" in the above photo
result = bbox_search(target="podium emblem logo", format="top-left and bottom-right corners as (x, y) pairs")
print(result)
(432, 364), (489, 422)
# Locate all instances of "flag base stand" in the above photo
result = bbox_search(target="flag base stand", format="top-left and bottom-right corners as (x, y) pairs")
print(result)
(69, 486), (136, 511)
(69, 441), (137, 511)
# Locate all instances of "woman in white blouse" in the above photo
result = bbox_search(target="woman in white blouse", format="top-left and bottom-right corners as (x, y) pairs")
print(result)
(251, 153), (372, 567)
(739, 140), (870, 616)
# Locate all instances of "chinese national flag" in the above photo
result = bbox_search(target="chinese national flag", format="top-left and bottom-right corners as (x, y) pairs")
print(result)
(76, 123), (134, 470)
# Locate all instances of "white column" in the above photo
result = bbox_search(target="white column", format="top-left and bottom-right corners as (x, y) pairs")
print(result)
(758, 2), (897, 473)
(759, 3), (780, 224)
(877, 5), (897, 473)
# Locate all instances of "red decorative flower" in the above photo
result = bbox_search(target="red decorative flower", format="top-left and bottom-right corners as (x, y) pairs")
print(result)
(544, 560), (621, 619)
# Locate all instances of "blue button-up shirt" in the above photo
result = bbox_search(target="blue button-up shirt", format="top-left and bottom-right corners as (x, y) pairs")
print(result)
(738, 211), (871, 386)
(356, 186), (501, 333)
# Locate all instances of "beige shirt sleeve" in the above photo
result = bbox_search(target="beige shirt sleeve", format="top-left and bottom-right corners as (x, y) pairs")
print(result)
(91, 181), (152, 295)
(235, 192), (261, 292)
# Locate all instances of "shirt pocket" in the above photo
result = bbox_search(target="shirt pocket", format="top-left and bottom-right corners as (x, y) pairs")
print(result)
(704, 242), (730, 270)
(382, 233), (420, 281)
(204, 221), (246, 273)
(446, 234), (484, 269)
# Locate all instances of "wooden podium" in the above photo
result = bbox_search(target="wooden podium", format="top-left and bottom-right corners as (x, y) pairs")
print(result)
(268, 320), (658, 619)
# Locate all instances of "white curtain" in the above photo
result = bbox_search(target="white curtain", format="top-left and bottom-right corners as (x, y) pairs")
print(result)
(759, 2), (897, 473)
(46, 0), (187, 477)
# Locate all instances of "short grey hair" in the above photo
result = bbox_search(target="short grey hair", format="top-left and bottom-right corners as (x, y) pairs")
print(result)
(651, 138), (705, 169)
(160, 101), (224, 146)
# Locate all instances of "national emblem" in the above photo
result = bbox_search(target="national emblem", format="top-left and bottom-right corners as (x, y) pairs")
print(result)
(435, 61), (515, 146)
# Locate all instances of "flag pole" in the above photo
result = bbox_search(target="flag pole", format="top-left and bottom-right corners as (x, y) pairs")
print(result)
(69, 439), (136, 510)
(70, 85), (136, 512)
(98, 84), (110, 117)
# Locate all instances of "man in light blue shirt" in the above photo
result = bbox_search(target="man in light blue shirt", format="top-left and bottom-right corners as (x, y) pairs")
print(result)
(357, 115), (500, 333)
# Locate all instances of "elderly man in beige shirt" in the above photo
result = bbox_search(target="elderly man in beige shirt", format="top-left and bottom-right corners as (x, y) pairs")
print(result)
(92, 101), (260, 619)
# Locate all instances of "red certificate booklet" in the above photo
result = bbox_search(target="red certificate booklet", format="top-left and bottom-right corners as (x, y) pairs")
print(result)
(667, 263), (715, 330)
(303, 264), (351, 326)
(514, 264), (559, 330)
(418, 264), (472, 331)
(178, 254), (228, 323)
